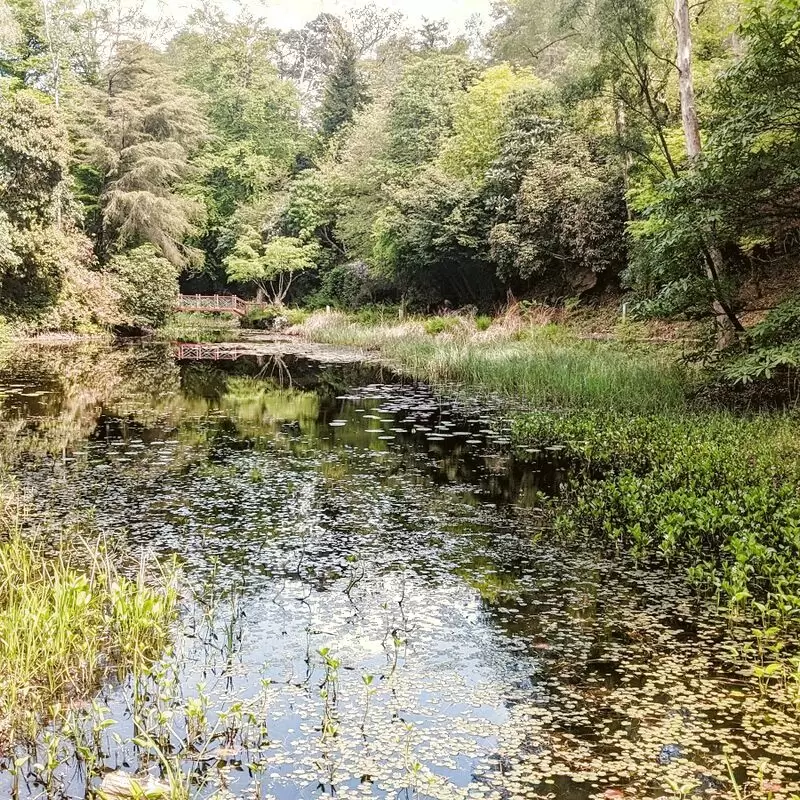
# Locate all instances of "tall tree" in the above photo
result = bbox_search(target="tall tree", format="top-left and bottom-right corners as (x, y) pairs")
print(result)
(94, 41), (207, 266)
(674, 0), (743, 343)
(319, 35), (367, 137)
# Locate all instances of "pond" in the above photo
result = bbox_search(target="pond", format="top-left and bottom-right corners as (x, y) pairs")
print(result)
(1, 342), (799, 800)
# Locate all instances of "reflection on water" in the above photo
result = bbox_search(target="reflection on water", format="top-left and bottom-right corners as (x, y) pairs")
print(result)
(1, 343), (799, 800)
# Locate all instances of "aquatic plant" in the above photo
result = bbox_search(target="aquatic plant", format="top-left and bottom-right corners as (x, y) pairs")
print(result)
(0, 482), (178, 749)
(512, 409), (800, 622)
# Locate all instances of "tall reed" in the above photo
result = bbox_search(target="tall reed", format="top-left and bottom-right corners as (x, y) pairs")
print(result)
(297, 312), (688, 411)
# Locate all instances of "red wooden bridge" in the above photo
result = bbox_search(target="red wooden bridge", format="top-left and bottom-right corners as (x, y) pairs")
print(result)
(175, 294), (267, 316)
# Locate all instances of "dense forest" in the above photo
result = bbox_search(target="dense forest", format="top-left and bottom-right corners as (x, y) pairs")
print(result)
(0, 0), (798, 341)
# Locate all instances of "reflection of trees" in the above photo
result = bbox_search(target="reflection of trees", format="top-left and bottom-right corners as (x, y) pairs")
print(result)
(0, 343), (180, 460)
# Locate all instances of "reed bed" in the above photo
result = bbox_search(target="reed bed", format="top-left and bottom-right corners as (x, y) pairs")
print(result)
(0, 482), (178, 747)
(295, 311), (688, 411)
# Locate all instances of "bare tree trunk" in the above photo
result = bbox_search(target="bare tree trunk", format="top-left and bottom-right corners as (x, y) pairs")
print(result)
(613, 91), (634, 221)
(674, 0), (742, 347)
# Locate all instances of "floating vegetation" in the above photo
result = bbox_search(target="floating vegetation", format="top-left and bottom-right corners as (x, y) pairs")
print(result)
(0, 344), (799, 799)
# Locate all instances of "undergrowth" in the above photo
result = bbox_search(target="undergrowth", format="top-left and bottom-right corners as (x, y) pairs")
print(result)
(512, 410), (800, 621)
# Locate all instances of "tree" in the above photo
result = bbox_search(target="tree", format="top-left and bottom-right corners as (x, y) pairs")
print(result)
(387, 54), (476, 171)
(319, 36), (367, 137)
(0, 89), (82, 315)
(273, 13), (342, 121)
(224, 231), (319, 305)
(373, 168), (494, 307)
(438, 63), (538, 186)
(108, 244), (178, 329)
(95, 42), (206, 267)
(170, 7), (303, 278)
(674, 0), (743, 343)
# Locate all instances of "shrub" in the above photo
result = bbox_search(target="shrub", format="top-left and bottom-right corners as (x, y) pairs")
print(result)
(241, 306), (281, 330)
(109, 245), (179, 330)
(475, 314), (493, 332)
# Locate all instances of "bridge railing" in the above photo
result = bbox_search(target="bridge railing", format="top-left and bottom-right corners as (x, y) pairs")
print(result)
(176, 294), (254, 315)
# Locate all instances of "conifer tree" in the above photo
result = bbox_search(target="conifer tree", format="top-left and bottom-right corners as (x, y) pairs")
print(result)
(319, 37), (366, 137)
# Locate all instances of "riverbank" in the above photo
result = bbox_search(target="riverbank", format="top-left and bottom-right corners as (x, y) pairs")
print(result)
(291, 311), (800, 644)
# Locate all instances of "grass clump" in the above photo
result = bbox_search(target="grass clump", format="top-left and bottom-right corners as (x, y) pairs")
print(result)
(159, 312), (240, 342)
(392, 336), (687, 411)
(423, 316), (460, 335)
(0, 485), (178, 747)
(297, 312), (688, 411)
(513, 409), (800, 619)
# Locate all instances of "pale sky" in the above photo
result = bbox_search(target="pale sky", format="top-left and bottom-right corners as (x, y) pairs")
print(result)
(159, 0), (493, 34)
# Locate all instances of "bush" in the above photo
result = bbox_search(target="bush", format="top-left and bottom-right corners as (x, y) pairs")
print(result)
(475, 314), (493, 332)
(109, 245), (179, 330)
(424, 316), (460, 335)
(720, 296), (800, 387)
(241, 306), (281, 330)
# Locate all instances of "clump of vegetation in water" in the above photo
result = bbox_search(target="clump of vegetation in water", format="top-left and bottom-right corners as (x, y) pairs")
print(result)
(513, 410), (800, 620)
(159, 312), (241, 343)
(0, 481), (178, 747)
(298, 311), (688, 411)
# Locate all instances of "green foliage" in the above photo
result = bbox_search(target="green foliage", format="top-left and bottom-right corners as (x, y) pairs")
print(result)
(438, 64), (537, 186)
(320, 37), (367, 137)
(224, 232), (319, 305)
(0, 89), (67, 225)
(488, 130), (627, 288)
(0, 482), (178, 741)
(512, 409), (800, 615)
(109, 245), (179, 329)
(721, 297), (800, 385)
(423, 316), (459, 335)
(374, 168), (496, 306)
(387, 54), (477, 172)
(475, 314), (493, 331)
(97, 42), (206, 267)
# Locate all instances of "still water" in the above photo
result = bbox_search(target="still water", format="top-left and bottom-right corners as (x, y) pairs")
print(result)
(1, 342), (799, 800)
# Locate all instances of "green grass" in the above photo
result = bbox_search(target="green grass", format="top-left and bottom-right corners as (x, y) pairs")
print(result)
(298, 312), (688, 411)
(159, 311), (241, 342)
(0, 482), (178, 747)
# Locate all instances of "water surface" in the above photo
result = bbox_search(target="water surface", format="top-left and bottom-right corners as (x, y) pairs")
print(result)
(1, 342), (798, 800)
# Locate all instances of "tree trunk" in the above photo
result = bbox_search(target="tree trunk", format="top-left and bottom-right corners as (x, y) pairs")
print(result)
(613, 91), (634, 221)
(674, 0), (742, 347)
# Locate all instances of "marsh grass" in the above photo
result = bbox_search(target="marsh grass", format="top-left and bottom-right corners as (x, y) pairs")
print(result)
(159, 312), (241, 343)
(296, 311), (688, 411)
(0, 483), (178, 747)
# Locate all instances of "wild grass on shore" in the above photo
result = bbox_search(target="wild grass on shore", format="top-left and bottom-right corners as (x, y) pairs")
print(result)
(0, 482), (178, 747)
(296, 310), (689, 411)
(159, 312), (242, 343)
